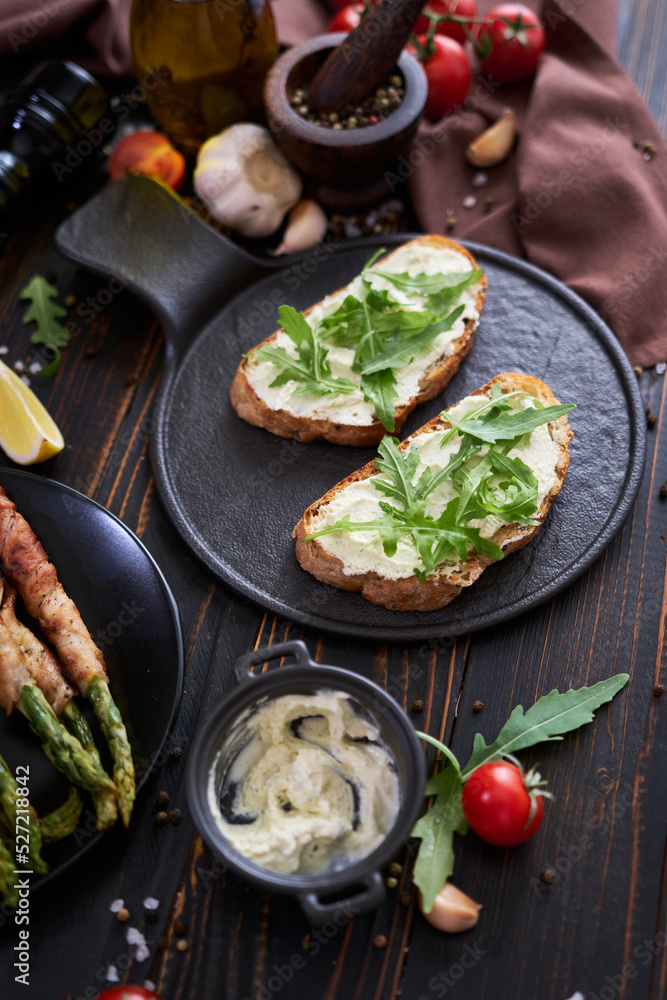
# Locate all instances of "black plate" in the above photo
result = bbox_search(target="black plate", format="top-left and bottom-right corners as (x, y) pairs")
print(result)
(55, 180), (646, 641)
(159, 242), (645, 639)
(0, 470), (183, 886)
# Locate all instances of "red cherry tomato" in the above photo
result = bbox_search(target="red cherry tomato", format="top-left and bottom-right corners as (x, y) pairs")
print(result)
(415, 0), (478, 45)
(410, 35), (471, 121)
(327, 3), (364, 32)
(108, 131), (186, 190)
(461, 761), (547, 847)
(99, 987), (162, 1000)
(473, 3), (545, 83)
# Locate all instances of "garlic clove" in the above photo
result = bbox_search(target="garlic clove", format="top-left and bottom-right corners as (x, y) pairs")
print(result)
(465, 110), (517, 168)
(193, 123), (302, 239)
(269, 199), (328, 256)
(420, 882), (482, 933)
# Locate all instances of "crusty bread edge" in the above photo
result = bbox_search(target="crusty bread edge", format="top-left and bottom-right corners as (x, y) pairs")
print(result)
(230, 235), (487, 447)
(292, 372), (573, 612)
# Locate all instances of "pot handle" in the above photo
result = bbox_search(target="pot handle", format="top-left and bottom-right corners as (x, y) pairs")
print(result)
(298, 871), (386, 925)
(54, 176), (278, 360)
(233, 639), (314, 683)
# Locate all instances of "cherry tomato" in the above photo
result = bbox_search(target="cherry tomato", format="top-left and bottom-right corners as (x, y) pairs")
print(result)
(327, 3), (364, 32)
(108, 131), (186, 190)
(99, 987), (162, 1000)
(473, 3), (545, 83)
(410, 35), (471, 121)
(415, 0), (478, 45)
(461, 760), (547, 847)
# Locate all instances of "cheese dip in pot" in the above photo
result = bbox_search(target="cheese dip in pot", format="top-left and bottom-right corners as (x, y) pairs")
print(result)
(208, 689), (400, 875)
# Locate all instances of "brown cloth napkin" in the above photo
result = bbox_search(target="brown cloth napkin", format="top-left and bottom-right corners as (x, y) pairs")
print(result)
(0, 0), (132, 76)
(2, 0), (665, 364)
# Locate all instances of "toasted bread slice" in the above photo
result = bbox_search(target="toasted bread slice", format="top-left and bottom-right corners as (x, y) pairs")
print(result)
(293, 373), (573, 611)
(230, 235), (487, 446)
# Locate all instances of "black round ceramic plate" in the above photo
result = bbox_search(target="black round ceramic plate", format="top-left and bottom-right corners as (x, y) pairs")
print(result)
(0, 470), (183, 887)
(157, 237), (645, 640)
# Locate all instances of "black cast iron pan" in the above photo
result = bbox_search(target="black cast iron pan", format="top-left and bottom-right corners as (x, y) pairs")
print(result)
(55, 177), (646, 641)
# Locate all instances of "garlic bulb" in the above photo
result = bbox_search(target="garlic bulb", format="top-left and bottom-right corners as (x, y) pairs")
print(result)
(420, 882), (482, 933)
(194, 123), (302, 238)
(270, 199), (328, 256)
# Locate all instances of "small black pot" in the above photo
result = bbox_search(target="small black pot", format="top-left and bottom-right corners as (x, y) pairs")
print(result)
(186, 640), (426, 924)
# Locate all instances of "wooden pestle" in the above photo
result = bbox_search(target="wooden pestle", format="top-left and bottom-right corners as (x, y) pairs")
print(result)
(308, 0), (426, 115)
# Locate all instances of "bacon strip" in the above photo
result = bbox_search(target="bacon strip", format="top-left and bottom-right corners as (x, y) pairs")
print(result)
(0, 489), (107, 692)
(0, 582), (75, 716)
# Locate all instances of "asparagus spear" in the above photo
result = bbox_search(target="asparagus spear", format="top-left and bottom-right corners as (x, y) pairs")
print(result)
(0, 585), (117, 830)
(0, 829), (18, 908)
(63, 701), (117, 829)
(39, 787), (83, 843)
(0, 489), (136, 826)
(17, 686), (116, 797)
(0, 752), (47, 874)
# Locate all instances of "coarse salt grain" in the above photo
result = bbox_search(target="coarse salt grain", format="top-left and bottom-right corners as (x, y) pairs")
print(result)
(344, 221), (362, 239)
(656, 362), (666, 374)
(28, 361), (43, 375)
(135, 944), (150, 962)
(13, 360), (25, 372)
(110, 898), (124, 912)
(471, 172), (488, 187)
(0, 346), (8, 355)
(145, 982), (156, 992)
(126, 927), (146, 947)
(143, 897), (160, 911)
(105, 965), (120, 983)
(462, 195), (477, 209)
(20, 375), (31, 387)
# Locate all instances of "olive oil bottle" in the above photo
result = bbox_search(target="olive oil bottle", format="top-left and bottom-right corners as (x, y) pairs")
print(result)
(130, 0), (279, 154)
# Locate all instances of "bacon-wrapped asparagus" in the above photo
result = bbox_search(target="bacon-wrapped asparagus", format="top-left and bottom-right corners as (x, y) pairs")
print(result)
(0, 605), (116, 801)
(0, 488), (135, 826)
(0, 583), (117, 829)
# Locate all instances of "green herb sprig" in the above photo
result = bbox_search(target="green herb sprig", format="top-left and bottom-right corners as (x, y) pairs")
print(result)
(19, 275), (71, 376)
(413, 674), (630, 913)
(305, 389), (575, 581)
(251, 250), (483, 431)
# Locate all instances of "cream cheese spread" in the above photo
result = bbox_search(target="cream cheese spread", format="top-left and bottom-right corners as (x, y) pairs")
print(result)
(307, 394), (562, 580)
(245, 243), (483, 426)
(208, 690), (400, 875)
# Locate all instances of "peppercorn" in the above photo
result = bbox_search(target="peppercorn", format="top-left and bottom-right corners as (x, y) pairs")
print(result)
(156, 790), (170, 807)
(169, 808), (182, 825)
(173, 919), (186, 935)
(116, 907), (130, 922)
(155, 811), (168, 825)
(373, 934), (388, 949)
(386, 877), (398, 889)
(472, 700), (484, 713)
(399, 893), (411, 906)
(64, 294), (76, 308)
(539, 868), (556, 885)
(176, 939), (190, 952)
(660, 485), (667, 498)
(388, 862), (402, 877)
(411, 699), (424, 712)
(647, 413), (657, 428)
(653, 685), (664, 698)
(446, 217), (457, 231)
(171, 747), (182, 759)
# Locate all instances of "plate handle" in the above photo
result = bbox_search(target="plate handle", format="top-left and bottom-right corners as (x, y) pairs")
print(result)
(54, 176), (277, 361)
(297, 871), (386, 925)
(233, 640), (313, 683)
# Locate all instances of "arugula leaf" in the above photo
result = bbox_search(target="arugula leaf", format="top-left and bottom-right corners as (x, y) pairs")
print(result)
(412, 765), (467, 913)
(254, 305), (357, 397)
(19, 275), (70, 375)
(412, 675), (630, 913)
(360, 370), (397, 432)
(373, 436), (426, 510)
(254, 345), (356, 396)
(461, 674), (630, 778)
(445, 402), (576, 444)
(366, 267), (482, 298)
(354, 306), (464, 376)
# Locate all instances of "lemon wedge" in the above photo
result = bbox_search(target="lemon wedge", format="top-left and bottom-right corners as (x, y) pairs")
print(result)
(0, 359), (64, 464)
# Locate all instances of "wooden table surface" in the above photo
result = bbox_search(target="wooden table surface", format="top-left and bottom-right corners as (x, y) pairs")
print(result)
(1, 4), (666, 999)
